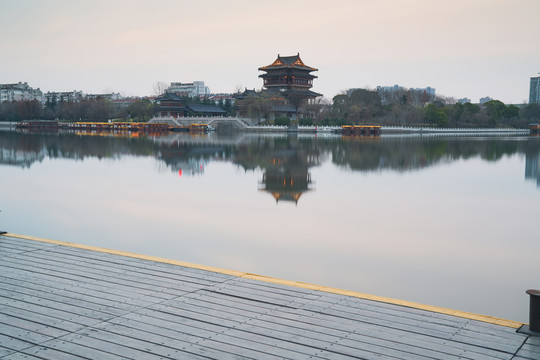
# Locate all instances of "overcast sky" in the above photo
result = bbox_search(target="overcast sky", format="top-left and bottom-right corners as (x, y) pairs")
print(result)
(1, 0), (539, 103)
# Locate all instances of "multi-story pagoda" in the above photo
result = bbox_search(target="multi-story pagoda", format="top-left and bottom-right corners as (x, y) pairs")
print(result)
(258, 53), (321, 108)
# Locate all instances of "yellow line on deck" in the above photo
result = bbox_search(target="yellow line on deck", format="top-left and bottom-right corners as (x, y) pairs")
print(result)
(5, 232), (524, 329)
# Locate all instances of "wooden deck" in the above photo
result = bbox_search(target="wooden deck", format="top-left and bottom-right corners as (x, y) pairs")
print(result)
(0, 233), (538, 360)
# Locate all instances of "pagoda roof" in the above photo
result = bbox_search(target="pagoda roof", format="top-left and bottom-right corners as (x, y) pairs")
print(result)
(156, 92), (184, 102)
(186, 104), (226, 114)
(259, 53), (317, 72)
(259, 71), (317, 79)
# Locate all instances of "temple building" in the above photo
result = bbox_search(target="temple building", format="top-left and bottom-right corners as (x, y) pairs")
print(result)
(259, 53), (321, 108)
(235, 54), (321, 122)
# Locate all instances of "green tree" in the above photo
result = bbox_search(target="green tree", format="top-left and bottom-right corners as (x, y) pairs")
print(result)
(274, 116), (290, 126)
(299, 117), (313, 126)
(423, 104), (449, 127)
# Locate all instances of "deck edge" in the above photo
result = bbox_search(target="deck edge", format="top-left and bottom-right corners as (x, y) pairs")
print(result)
(3, 232), (524, 329)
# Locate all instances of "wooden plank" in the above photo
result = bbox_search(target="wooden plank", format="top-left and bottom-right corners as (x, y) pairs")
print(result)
(0, 323), (52, 347)
(0, 256), (183, 300)
(0, 276), (148, 314)
(52, 245), (235, 281)
(515, 342), (540, 359)
(0, 236), (532, 360)
(4, 346), (92, 360)
(35, 338), (130, 360)
(0, 305), (88, 334)
(144, 296), (469, 360)
(0, 298), (104, 327)
(47, 247), (231, 285)
(12, 249), (219, 293)
(157, 288), (518, 360)
(0, 313), (68, 338)
(0, 269), (157, 309)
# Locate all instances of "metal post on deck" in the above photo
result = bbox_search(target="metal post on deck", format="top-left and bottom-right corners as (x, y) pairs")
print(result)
(526, 289), (540, 332)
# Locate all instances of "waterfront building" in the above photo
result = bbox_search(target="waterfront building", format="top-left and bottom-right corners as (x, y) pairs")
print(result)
(258, 53), (321, 108)
(155, 92), (186, 118)
(0, 82), (43, 103)
(458, 98), (472, 104)
(167, 81), (210, 98)
(154, 92), (225, 118)
(530, 75), (540, 105)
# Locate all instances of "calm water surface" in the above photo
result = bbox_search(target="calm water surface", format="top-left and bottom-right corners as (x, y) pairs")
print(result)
(1, 129), (539, 323)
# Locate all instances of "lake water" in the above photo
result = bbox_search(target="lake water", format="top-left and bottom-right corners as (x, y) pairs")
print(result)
(1, 129), (540, 323)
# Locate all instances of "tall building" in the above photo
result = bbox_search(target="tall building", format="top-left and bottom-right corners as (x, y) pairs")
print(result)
(530, 75), (540, 104)
(258, 53), (321, 107)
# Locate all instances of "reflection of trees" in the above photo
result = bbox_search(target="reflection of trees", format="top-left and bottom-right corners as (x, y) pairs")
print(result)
(329, 137), (533, 172)
(2, 131), (540, 180)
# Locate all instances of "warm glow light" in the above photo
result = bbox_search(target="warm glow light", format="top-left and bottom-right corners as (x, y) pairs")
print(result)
(178, 169), (182, 177)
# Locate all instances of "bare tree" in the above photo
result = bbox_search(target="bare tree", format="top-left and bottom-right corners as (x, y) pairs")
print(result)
(153, 82), (169, 96)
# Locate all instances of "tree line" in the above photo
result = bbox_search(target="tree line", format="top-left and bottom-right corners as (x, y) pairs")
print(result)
(0, 98), (154, 122)
(318, 89), (540, 128)
(2, 88), (539, 128)
(0, 95), (234, 123)
(241, 88), (540, 128)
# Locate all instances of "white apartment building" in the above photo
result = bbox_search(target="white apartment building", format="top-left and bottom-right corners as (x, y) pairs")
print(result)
(44, 91), (84, 104)
(0, 82), (43, 103)
(167, 81), (210, 98)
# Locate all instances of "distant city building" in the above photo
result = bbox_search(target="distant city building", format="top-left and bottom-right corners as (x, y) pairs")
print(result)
(85, 93), (122, 101)
(479, 96), (493, 104)
(376, 84), (435, 105)
(376, 84), (405, 93)
(44, 91), (84, 104)
(458, 98), (471, 104)
(530, 75), (540, 104)
(167, 81), (210, 98)
(0, 82), (43, 103)
(111, 97), (141, 109)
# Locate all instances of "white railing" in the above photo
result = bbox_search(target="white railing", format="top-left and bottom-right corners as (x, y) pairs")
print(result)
(381, 126), (529, 133)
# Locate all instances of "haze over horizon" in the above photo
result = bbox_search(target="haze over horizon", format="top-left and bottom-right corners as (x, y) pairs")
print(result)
(1, 0), (539, 104)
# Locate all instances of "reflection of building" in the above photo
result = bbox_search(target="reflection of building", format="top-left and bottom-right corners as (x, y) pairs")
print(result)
(169, 159), (206, 177)
(525, 150), (540, 187)
(530, 75), (540, 105)
(257, 149), (315, 205)
(0, 148), (47, 168)
(260, 167), (312, 204)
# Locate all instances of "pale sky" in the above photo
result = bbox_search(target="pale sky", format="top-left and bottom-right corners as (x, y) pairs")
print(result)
(1, 0), (539, 103)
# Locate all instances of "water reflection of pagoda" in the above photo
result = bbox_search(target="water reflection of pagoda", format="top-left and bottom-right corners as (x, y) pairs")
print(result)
(257, 149), (315, 205)
(260, 167), (312, 204)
